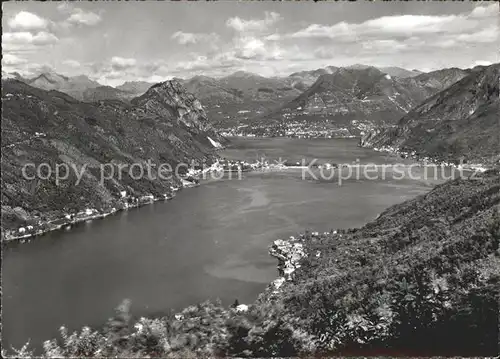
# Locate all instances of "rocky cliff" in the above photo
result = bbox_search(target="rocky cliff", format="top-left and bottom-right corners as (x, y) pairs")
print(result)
(1, 79), (227, 240)
(361, 63), (500, 164)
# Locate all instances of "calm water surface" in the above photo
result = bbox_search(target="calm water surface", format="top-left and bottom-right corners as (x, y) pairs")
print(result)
(2, 138), (451, 350)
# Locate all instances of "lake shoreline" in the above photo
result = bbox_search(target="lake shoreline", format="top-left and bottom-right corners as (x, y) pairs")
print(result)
(1, 178), (202, 245)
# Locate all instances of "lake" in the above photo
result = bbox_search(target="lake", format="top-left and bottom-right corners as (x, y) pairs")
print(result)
(2, 137), (457, 351)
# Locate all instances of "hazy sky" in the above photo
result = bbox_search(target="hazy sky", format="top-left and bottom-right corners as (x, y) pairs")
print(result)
(2, 1), (498, 86)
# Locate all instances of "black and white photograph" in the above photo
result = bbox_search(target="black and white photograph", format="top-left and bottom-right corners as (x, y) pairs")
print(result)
(1, 0), (499, 357)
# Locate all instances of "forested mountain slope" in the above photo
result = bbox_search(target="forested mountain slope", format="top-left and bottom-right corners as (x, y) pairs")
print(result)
(361, 63), (500, 164)
(1, 79), (226, 237)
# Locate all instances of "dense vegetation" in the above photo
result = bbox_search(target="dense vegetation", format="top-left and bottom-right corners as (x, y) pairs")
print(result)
(5, 171), (499, 357)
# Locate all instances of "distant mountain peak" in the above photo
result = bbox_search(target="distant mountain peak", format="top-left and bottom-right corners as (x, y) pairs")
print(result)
(2, 71), (25, 81)
(346, 63), (372, 70)
(71, 74), (93, 81)
(31, 72), (69, 84)
(190, 75), (216, 82)
(227, 70), (260, 78)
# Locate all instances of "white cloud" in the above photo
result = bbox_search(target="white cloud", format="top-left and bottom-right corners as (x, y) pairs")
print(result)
(265, 33), (281, 41)
(237, 37), (265, 59)
(84, 59), (173, 86)
(170, 52), (243, 77)
(361, 39), (409, 52)
(362, 14), (462, 36)
(470, 3), (498, 18)
(62, 59), (81, 68)
(67, 8), (102, 26)
(288, 15), (470, 40)
(2, 31), (59, 46)
(258, 4), (498, 70)
(172, 31), (198, 45)
(2, 62), (55, 78)
(290, 22), (351, 40)
(287, 5), (494, 42)
(56, 2), (72, 14)
(456, 26), (498, 43)
(111, 57), (137, 70)
(226, 11), (282, 32)
(8, 3), (496, 83)
(473, 60), (493, 67)
(8, 11), (48, 32)
(232, 36), (284, 61)
(2, 54), (28, 66)
(171, 31), (218, 45)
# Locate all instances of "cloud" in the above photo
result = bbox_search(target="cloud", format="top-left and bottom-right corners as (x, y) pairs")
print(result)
(7, 11), (48, 32)
(287, 15), (471, 41)
(473, 60), (493, 67)
(2, 31), (59, 46)
(265, 33), (281, 41)
(232, 36), (285, 61)
(66, 8), (102, 26)
(226, 11), (282, 32)
(470, 3), (498, 18)
(2, 62), (55, 78)
(84, 58), (173, 86)
(171, 31), (198, 45)
(2, 54), (28, 66)
(175, 53), (238, 72)
(290, 22), (353, 40)
(62, 59), (81, 68)
(456, 25), (498, 44)
(3, 11), (59, 54)
(171, 31), (219, 45)
(111, 57), (137, 70)
(286, 5), (494, 42)
(362, 15), (463, 36)
(361, 39), (409, 52)
(56, 2), (72, 14)
(255, 3), (498, 71)
(7, 3), (496, 84)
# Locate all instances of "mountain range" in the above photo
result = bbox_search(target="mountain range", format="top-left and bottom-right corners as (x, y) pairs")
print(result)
(288, 65), (422, 87)
(254, 66), (469, 135)
(175, 65), (471, 130)
(0, 71), (156, 103)
(25, 72), (102, 100)
(0, 64), (451, 128)
(177, 71), (305, 126)
(360, 63), (500, 164)
(1, 64), (485, 137)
